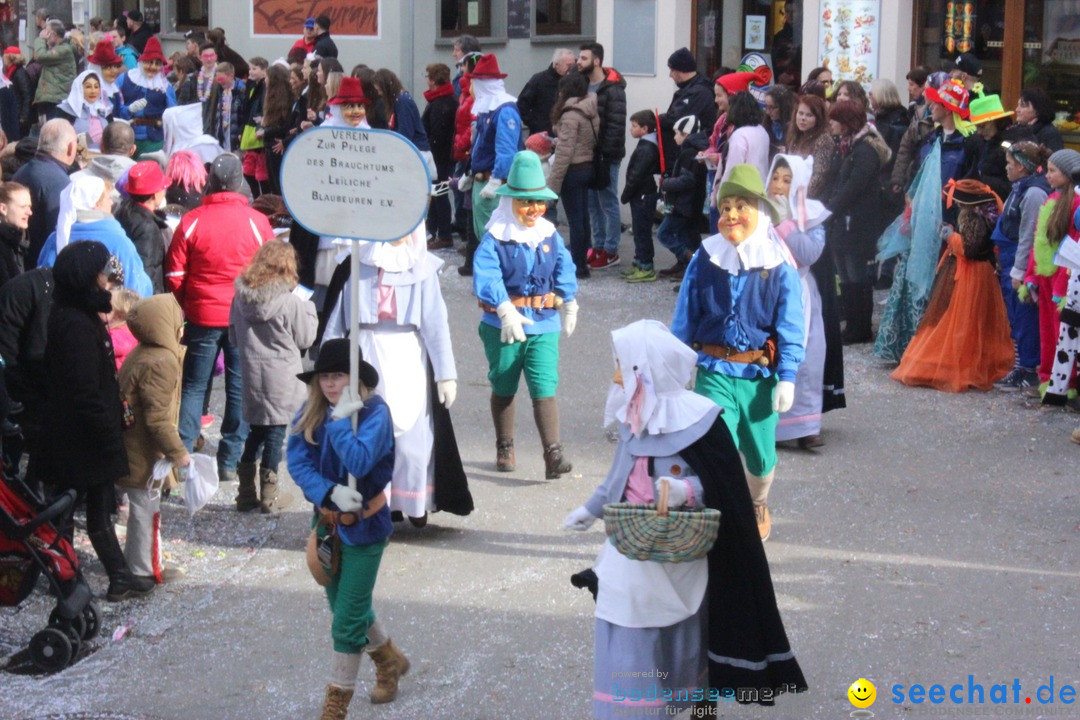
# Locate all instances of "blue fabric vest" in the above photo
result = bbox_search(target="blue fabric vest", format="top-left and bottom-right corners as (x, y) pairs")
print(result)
(492, 238), (560, 322)
(692, 253), (783, 351)
(999, 173), (1050, 242)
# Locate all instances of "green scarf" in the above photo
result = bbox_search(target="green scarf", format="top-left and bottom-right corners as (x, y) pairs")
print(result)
(1032, 196), (1060, 277)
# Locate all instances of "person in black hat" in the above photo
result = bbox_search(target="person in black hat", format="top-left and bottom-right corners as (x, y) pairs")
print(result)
(125, 9), (154, 57)
(657, 47), (716, 172)
(314, 14), (338, 59)
(953, 53), (982, 93)
(286, 337), (411, 714)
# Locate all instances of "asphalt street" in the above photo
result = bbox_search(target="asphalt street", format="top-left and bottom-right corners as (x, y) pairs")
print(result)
(3, 234), (1080, 720)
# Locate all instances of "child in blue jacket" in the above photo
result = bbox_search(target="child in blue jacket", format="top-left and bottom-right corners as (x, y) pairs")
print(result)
(286, 338), (410, 717)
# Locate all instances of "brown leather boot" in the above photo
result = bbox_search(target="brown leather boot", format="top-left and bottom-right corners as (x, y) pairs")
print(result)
(259, 467), (293, 515)
(235, 461), (258, 512)
(319, 685), (353, 720)
(491, 393), (516, 472)
(367, 639), (410, 704)
(543, 444), (572, 479)
(533, 397), (571, 479)
(496, 439), (515, 472)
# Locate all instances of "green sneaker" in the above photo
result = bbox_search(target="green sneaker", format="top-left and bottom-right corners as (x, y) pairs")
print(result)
(625, 267), (657, 283)
(620, 263), (641, 277)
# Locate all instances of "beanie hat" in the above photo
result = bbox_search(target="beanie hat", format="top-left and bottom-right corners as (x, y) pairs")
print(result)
(524, 132), (553, 156)
(716, 65), (772, 96)
(667, 47), (696, 73)
(673, 115), (700, 135)
(1049, 149), (1080, 181)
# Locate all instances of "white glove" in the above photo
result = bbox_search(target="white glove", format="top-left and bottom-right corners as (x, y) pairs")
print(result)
(496, 300), (533, 344)
(331, 386), (366, 420)
(773, 380), (795, 413)
(480, 177), (502, 199)
(562, 505), (596, 531)
(562, 299), (578, 337)
(329, 484), (364, 513)
(128, 98), (148, 114)
(456, 175), (473, 193)
(656, 477), (690, 508)
(437, 379), (457, 409)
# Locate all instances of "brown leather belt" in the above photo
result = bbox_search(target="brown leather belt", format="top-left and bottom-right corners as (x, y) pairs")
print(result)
(480, 293), (561, 313)
(318, 490), (387, 527)
(694, 342), (773, 367)
(130, 118), (162, 128)
(473, 171), (491, 182)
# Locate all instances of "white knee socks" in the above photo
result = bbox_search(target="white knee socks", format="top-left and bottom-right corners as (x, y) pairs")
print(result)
(329, 651), (362, 690)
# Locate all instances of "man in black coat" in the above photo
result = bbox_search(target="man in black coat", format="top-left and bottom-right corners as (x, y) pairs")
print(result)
(516, 48), (575, 135)
(11, 119), (77, 268)
(578, 42), (627, 269)
(313, 14), (338, 59)
(126, 10), (154, 56)
(658, 47), (717, 173)
(423, 63), (460, 249)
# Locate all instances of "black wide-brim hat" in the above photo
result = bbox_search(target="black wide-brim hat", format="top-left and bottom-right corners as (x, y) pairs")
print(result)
(297, 338), (379, 389)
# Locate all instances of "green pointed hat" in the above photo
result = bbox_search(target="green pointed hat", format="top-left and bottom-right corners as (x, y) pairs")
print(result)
(496, 150), (559, 201)
(717, 164), (780, 225)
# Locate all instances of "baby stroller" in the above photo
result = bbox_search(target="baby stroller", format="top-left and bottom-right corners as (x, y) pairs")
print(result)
(0, 472), (100, 672)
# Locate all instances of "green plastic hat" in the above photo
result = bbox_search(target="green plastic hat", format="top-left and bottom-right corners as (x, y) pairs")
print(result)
(496, 150), (559, 201)
(717, 164), (780, 225)
(968, 90), (1014, 125)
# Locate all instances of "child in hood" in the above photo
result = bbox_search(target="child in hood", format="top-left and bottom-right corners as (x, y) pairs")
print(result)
(117, 293), (190, 583)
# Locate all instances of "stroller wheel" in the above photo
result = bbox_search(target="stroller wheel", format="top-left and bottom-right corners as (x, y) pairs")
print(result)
(62, 624), (82, 663)
(82, 602), (101, 640)
(29, 627), (72, 672)
(48, 607), (87, 640)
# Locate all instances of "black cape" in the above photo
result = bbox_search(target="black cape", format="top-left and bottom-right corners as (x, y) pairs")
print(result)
(680, 417), (808, 704)
(810, 244), (847, 412)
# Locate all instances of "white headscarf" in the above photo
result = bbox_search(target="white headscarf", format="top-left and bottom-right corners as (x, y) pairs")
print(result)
(162, 103), (224, 164)
(123, 65), (169, 92)
(766, 153), (830, 231)
(484, 196), (555, 248)
(54, 175), (107, 255)
(470, 77), (517, 115)
(57, 70), (113, 120)
(355, 225), (427, 273)
(86, 63), (120, 99)
(603, 320), (718, 436)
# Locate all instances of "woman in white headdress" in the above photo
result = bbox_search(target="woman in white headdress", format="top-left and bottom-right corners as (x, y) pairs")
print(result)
(766, 154), (832, 447)
(563, 319), (808, 717)
(322, 225), (472, 526)
(57, 70), (113, 152)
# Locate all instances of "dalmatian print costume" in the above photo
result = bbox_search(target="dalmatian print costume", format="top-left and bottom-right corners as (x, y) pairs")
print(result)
(1043, 268), (1080, 406)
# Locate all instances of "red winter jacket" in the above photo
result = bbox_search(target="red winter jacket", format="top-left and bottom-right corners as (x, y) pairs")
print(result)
(164, 192), (273, 327)
(452, 78), (475, 163)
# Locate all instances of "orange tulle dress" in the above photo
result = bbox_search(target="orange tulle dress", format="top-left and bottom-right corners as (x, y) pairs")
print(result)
(892, 230), (1014, 392)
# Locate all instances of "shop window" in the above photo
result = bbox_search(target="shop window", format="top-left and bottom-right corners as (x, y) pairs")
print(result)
(176, 0), (208, 30)
(442, 0), (492, 39)
(535, 0), (581, 36)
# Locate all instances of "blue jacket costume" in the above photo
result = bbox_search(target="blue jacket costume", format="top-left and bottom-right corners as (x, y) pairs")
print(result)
(672, 240), (805, 382)
(473, 224), (578, 335)
(471, 102), (522, 178)
(112, 72), (175, 145)
(37, 218), (155, 299)
(287, 396), (395, 546)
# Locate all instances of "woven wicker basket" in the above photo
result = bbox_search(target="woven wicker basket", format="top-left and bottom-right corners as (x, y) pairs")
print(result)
(602, 478), (721, 563)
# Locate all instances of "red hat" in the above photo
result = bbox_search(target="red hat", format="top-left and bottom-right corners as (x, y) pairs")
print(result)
(3, 46), (21, 56)
(126, 161), (170, 196)
(716, 65), (772, 96)
(466, 54), (507, 80)
(88, 39), (123, 67)
(327, 76), (369, 105)
(138, 36), (166, 64)
(924, 79), (970, 120)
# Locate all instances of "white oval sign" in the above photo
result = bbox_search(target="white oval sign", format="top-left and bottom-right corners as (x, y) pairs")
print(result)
(280, 126), (430, 242)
